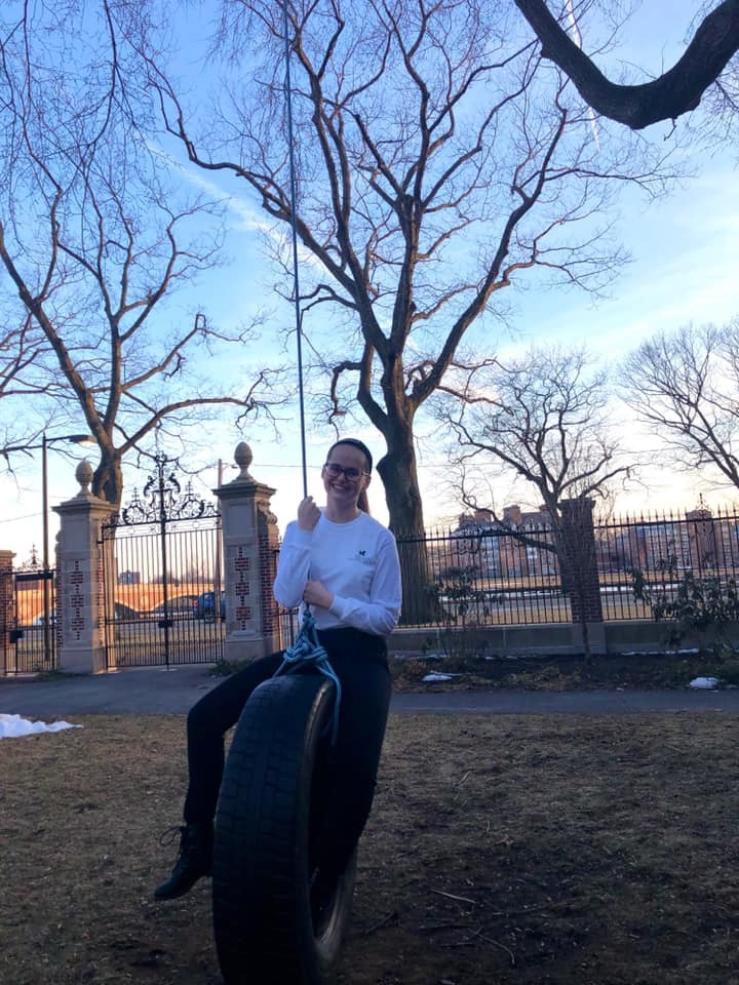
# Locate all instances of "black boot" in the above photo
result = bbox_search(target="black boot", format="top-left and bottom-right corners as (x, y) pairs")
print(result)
(153, 822), (213, 901)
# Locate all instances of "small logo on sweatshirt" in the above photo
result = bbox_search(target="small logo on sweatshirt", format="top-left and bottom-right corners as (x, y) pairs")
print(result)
(358, 549), (367, 556)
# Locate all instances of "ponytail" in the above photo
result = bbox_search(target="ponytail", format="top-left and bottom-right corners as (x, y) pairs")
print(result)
(358, 489), (370, 515)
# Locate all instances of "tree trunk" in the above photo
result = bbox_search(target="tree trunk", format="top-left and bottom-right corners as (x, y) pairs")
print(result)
(92, 452), (123, 508)
(376, 424), (438, 625)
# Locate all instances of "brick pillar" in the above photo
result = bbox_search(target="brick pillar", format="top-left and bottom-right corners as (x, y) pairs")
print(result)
(0, 550), (15, 674)
(559, 497), (604, 654)
(215, 442), (280, 663)
(53, 460), (117, 674)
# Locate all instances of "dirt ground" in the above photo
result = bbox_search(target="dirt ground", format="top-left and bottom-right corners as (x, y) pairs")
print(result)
(389, 649), (739, 692)
(1, 713), (737, 985)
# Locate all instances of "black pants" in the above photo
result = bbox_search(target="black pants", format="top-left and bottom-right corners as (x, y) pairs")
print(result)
(184, 627), (392, 879)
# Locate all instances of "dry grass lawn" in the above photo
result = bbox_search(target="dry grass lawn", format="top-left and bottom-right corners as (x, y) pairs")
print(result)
(1, 712), (737, 985)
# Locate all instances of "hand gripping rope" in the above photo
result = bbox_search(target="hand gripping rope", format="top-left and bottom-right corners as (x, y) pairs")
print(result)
(271, 1), (341, 739)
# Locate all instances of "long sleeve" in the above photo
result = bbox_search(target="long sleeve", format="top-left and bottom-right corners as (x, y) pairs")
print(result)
(272, 512), (402, 637)
(327, 534), (401, 636)
(272, 522), (312, 608)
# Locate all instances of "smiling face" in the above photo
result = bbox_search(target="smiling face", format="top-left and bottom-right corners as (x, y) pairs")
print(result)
(321, 442), (371, 513)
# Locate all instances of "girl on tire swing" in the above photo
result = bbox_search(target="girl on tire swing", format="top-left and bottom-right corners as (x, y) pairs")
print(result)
(154, 437), (402, 902)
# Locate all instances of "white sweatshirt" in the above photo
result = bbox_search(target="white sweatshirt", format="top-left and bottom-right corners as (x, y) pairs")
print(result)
(273, 511), (402, 636)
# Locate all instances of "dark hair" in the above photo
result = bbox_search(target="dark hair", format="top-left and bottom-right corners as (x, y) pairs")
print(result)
(328, 438), (373, 472)
(327, 438), (373, 514)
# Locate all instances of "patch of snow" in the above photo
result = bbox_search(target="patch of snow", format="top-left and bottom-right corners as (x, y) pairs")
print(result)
(422, 672), (462, 683)
(621, 648), (700, 657)
(688, 677), (720, 690)
(0, 713), (82, 739)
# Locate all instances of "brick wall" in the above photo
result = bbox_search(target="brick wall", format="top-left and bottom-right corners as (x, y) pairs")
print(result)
(0, 551), (15, 672)
(559, 498), (604, 624)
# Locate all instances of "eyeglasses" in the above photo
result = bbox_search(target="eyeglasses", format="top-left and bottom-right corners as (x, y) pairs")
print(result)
(323, 462), (370, 481)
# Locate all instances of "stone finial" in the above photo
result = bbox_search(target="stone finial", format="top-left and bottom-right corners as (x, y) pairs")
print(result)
(234, 441), (253, 482)
(76, 459), (94, 495)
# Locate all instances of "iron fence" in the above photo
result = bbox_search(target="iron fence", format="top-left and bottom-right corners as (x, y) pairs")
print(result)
(276, 605), (301, 649)
(8, 502), (739, 673)
(595, 506), (739, 621)
(396, 525), (570, 627)
(5, 565), (57, 674)
(395, 505), (739, 629)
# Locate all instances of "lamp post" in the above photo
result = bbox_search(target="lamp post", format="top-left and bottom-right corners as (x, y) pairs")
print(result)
(41, 432), (95, 663)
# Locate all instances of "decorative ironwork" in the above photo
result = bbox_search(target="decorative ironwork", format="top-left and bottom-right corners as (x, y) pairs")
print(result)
(115, 455), (218, 527)
(18, 545), (41, 571)
(100, 453), (222, 670)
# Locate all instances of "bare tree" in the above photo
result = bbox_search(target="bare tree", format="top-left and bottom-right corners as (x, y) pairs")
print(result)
(513, 0), (739, 130)
(0, 2), (277, 505)
(147, 0), (668, 543)
(622, 320), (739, 490)
(440, 345), (631, 652)
(0, 314), (50, 464)
(442, 346), (629, 520)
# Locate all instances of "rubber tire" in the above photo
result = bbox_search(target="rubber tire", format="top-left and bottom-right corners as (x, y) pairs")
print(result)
(212, 672), (356, 985)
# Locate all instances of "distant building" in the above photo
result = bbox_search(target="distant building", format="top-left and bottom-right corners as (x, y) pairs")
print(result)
(451, 504), (558, 579)
(451, 509), (502, 577)
(595, 505), (736, 577)
(118, 570), (141, 585)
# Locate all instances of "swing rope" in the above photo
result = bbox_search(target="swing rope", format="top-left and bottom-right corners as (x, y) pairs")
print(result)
(274, 611), (343, 744)
(281, 0), (308, 501)
(273, 2), (341, 743)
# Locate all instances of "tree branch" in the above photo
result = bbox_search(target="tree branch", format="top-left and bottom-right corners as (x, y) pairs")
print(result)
(514, 0), (739, 129)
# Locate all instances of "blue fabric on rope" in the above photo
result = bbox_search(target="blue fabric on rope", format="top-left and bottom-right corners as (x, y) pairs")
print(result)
(273, 608), (342, 745)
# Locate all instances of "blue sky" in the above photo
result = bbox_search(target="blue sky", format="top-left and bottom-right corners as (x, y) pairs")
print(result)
(1, 1), (738, 559)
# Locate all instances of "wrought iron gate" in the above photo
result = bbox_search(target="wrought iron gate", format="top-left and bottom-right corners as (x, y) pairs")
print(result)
(101, 456), (225, 669)
(4, 555), (57, 674)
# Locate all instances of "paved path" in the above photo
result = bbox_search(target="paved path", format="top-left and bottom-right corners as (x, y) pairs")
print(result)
(1, 665), (738, 717)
